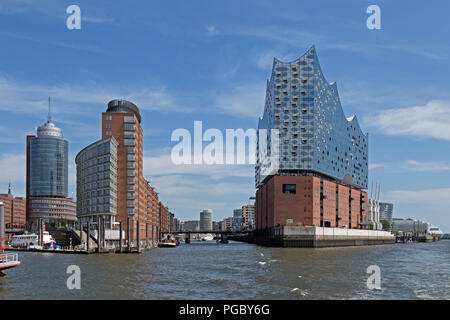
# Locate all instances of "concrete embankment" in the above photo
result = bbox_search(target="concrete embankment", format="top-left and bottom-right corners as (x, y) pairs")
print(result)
(249, 226), (395, 248)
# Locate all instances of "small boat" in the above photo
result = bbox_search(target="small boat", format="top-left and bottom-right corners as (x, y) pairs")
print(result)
(0, 238), (21, 276)
(10, 231), (56, 249)
(158, 239), (177, 248)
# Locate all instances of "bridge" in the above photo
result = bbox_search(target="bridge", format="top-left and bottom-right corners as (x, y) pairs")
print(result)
(160, 230), (250, 244)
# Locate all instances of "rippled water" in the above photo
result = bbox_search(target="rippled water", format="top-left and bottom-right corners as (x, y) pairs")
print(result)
(1, 240), (449, 299)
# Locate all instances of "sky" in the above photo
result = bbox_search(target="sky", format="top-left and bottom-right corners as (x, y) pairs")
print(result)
(0, 0), (449, 232)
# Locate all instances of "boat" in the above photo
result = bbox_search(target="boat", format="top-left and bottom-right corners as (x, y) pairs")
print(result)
(10, 231), (56, 249)
(0, 238), (21, 276)
(201, 234), (214, 241)
(158, 239), (177, 248)
(428, 226), (443, 241)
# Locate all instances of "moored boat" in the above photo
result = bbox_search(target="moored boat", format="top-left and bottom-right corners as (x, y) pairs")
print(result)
(158, 239), (177, 248)
(0, 238), (21, 276)
(10, 231), (56, 249)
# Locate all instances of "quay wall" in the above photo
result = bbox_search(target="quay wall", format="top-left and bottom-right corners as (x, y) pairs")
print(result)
(252, 226), (395, 248)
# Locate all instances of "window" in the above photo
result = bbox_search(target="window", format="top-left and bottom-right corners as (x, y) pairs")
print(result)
(124, 139), (135, 146)
(127, 147), (135, 153)
(127, 154), (135, 161)
(124, 132), (135, 138)
(124, 124), (135, 131)
(127, 170), (135, 176)
(283, 184), (296, 194)
(127, 200), (134, 207)
(124, 116), (135, 123)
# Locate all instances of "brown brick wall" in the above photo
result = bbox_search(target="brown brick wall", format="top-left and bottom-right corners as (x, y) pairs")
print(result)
(256, 175), (368, 230)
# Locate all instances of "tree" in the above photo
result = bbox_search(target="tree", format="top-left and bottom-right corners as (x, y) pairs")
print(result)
(380, 220), (390, 231)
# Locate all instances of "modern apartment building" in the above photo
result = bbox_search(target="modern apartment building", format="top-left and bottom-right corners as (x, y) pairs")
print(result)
(76, 99), (171, 246)
(26, 108), (77, 229)
(255, 46), (369, 230)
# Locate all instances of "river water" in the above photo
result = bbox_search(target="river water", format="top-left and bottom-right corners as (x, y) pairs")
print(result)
(1, 240), (449, 299)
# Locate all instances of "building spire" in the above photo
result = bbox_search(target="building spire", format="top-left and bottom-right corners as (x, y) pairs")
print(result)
(7, 181), (12, 198)
(48, 96), (52, 123)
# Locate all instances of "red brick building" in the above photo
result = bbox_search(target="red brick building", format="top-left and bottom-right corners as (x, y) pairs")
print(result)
(0, 185), (26, 234)
(256, 174), (368, 230)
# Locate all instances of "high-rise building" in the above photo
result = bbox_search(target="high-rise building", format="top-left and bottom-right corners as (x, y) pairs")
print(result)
(255, 46), (369, 230)
(379, 202), (394, 225)
(232, 209), (242, 231)
(26, 105), (77, 229)
(200, 209), (212, 231)
(0, 184), (26, 234)
(75, 137), (119, 242)
(77, 99), (170, 246)
(242, 204), (255, 230)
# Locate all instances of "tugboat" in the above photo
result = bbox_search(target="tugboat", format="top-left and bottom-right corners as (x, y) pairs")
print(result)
(0, 237), (21, 277)
(158, 235), (178, 248)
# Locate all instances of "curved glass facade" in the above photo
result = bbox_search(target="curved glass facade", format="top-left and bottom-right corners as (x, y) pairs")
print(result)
(75, 137), (118, 221)
(30, 136), (68, 197)
(256, 46), (368, 189)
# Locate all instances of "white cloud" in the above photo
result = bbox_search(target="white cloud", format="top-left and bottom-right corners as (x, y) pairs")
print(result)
(369, 163), (387, 170)
(214, 83), (266, 118)
(205, 24), (218, 36)
(387, 188), (450, 206)
(366, 100), (450, 141)
(0, 77), (192, 117)
(143, 152), (254, 179)
(405, 160), (450, 172)
(0, 153), (25, 183)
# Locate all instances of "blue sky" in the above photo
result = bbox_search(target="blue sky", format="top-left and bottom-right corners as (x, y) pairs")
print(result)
(0, 0), (449, 232)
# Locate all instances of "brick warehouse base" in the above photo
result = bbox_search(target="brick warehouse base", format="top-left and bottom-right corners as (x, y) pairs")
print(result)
(256, 174), (369, 230)
(252, 226), (395, 248)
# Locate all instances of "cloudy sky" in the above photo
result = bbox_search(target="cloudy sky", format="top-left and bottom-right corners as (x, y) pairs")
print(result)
(0, 0), (449, 231)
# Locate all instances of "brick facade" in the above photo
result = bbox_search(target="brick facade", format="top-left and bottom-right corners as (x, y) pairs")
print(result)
(256, 174), (368, 230)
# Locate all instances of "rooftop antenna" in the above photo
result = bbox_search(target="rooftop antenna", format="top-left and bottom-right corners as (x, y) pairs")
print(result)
(47, 96), (52, 123)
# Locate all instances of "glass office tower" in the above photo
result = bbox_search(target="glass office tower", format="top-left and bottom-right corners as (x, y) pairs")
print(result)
(26, 115), (76, 229)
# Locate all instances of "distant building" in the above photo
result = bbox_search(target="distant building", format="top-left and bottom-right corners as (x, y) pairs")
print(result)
(379, 202), (394, 224)
(232, 209), (242, 231)
(222, 217), (233, 231)
(392, 218), (429, 234)
(0, 184), (26, 234)
(183, 220), (200, 232)
(200, 209), (213, 231)
(26, 105), (77, 230)
(242, 204), (255, 230)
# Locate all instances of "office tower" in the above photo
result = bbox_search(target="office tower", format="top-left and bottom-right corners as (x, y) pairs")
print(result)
(200, 209), (213, 231)
(379, 202), (394, 224)
(255, 46), (369, 230)
(26, 105), (77, 229)
(232, 209), (242, 231)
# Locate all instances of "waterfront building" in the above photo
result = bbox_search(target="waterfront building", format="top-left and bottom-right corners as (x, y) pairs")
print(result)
(0, 184), (26, 234)
(242, 204), (255, 230)
(26, 106), (77, 230)
(75, 137), (119, 244)
(379, 202), (394, 225)
(366, 182), (382, 230)
(391, 218), (430, 234)
(200, 209), (213, 231)
(76, 99), (172, 247)
(222, 217), (233, 231)
(232, 209), (243, 231)
(255, 46), (369, 231)
(183, 220), (200, 232)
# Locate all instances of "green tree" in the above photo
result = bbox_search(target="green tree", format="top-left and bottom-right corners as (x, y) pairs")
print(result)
(380, 220), (390, 231)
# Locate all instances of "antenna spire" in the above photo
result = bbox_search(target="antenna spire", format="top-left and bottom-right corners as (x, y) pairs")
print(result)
(48, 96), (52, 123)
